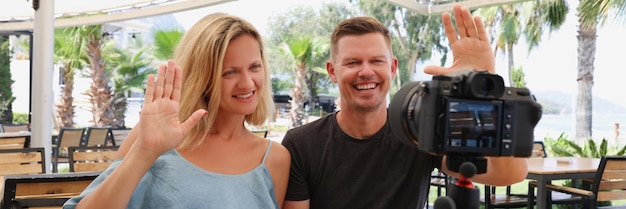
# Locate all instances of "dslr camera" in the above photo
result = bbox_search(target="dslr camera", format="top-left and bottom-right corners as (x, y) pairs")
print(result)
(389, 70), (542, 163)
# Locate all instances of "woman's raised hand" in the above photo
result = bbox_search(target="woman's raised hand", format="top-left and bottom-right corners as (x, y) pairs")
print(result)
(424, 4), (496, 75)
(137, 60), (207, 156)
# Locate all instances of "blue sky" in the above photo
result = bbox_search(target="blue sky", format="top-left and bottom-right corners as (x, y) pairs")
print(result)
(173, 0), (626, 107)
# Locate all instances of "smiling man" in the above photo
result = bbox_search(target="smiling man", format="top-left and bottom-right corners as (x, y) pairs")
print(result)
(280, 4), (527, 209)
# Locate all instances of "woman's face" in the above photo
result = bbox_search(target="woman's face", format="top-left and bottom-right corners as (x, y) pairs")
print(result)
(219, 34), (264, 116)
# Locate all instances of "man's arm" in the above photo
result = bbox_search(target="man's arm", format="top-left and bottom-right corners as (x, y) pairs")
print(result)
(430, 5), (527, 186)
(441, 156), (528, 186)
(283, 200), (310, 209)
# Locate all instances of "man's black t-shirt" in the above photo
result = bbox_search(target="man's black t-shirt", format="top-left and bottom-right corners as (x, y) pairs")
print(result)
(282, 112), (440, 209)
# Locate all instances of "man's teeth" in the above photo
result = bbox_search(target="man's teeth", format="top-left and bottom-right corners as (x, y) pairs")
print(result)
(356, 84), (376, 90)
(236, 92), (253, 99)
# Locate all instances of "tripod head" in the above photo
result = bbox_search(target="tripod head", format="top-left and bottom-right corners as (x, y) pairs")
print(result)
(433, 161), (481, 209)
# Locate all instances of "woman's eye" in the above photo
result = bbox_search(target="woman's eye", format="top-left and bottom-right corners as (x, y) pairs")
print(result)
(251, 64), (263, 71)
(223, 70), (236, 76)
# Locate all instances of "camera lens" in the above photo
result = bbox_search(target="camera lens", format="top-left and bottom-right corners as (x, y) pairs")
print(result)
(389, 81), (423, 148)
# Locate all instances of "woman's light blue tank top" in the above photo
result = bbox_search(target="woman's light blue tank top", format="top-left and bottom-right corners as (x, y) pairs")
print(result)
(63, 140), (279, 209)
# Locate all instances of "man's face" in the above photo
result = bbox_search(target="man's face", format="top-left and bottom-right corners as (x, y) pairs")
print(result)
(327, 33), (397, 112)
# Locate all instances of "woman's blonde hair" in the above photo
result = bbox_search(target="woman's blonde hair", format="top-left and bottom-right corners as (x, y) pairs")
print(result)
(173, 13), (274, 150)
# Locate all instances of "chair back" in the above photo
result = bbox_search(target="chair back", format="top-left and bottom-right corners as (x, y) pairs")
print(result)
(57, 127), (86, 149)
(0, 124), (29, 133)
(111, 128), (131, 144)
(0, 137), (28, 149)
(84, 126), (114, 147)
(0, 148), (45, 176)
(55, 127), (86, 158)
(252, 130), (268, 138)
(590, 156), (626, 202)
(68, 146), (119, 172)
(531, 141), (547, 158)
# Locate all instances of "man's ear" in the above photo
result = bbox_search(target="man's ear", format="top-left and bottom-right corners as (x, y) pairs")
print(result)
(327, 60), (337, 83)
(391, 57), (398, 78)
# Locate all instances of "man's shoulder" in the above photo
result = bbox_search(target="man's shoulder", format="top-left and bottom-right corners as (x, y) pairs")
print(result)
(287, 113), (334, 134)
(282, 113), (335, 144)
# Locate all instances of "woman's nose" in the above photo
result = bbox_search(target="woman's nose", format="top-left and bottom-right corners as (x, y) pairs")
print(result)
(237, 71), (255, 89)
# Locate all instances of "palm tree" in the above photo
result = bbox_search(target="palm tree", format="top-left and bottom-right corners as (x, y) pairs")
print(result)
(574, 0), (626, 141)
(107, 37), (155, 128)
(152, 29), (184, 61)
(82, 25), (115, 127)
(53, 27), (87, 128)
(477, 0), (568, 86)
(279, 36), (320, 127)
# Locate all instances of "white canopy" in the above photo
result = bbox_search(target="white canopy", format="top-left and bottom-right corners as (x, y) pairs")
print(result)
(0, 0), (234, 32)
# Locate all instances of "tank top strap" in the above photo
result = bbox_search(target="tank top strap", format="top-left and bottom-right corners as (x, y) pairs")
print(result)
(261, 139), (272, 164)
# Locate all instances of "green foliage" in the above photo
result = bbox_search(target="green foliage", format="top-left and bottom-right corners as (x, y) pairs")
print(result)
(0, 36), (15, 123)
(271, 77), (294, 94)
(510, 66), (526, 88)
(12, 112), (29, 124)
(152, 29), (184, 61)
(544, 133), (623, 208)
(544, 133), (626, 158)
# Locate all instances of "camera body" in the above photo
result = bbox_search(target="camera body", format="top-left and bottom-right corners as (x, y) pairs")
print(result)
(389, 70), (542, 157)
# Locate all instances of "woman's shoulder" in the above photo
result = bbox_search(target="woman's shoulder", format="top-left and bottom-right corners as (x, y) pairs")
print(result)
(265, 140), (291, 167)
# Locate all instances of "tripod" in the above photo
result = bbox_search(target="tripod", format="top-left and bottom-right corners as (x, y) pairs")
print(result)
(433, 161), (481, 209)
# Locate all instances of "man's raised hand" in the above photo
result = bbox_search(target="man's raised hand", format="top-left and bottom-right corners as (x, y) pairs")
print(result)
(424, 4), (496, 76)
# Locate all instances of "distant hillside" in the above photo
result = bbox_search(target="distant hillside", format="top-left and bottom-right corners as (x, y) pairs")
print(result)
(532, 90), (626, 115)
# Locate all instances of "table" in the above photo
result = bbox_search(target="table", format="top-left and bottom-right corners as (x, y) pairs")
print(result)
(0, 131), (59, 148)
(0, 132), (31, 138)
(526, 157), (600, 209)
(1, 172), (101, 208)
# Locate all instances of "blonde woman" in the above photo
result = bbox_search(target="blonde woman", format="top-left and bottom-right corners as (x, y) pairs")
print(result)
(64, 13), (290, 209)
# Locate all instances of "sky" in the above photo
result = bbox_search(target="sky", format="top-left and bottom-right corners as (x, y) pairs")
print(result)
(172, 0), (626, 107)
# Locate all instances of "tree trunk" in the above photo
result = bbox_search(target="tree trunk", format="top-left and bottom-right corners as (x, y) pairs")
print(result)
(111, 92), (127, 128)
(289, 63), (306, 128)
(305, 72), (316, 111)
(507, 45), (515, 86)
(55, 65), (75, 128)
(86, 35), (114, 127)
(575, 21), (597, 142)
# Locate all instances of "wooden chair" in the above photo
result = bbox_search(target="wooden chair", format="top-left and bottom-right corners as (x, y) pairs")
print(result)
(252, 130), (268, 138)
(52, 127), (86, 173)
(429, 168), (448, 203)
(84, 126), (115, 147)
(111, 128), (132, 145)
(0, 124), (29, 133)
(68, 146), (119, 173)
(0, 148), (45, 176)
(0, 136), (28, 150)
(1, 172), (100, 209)
(529, 155), (626, 209)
